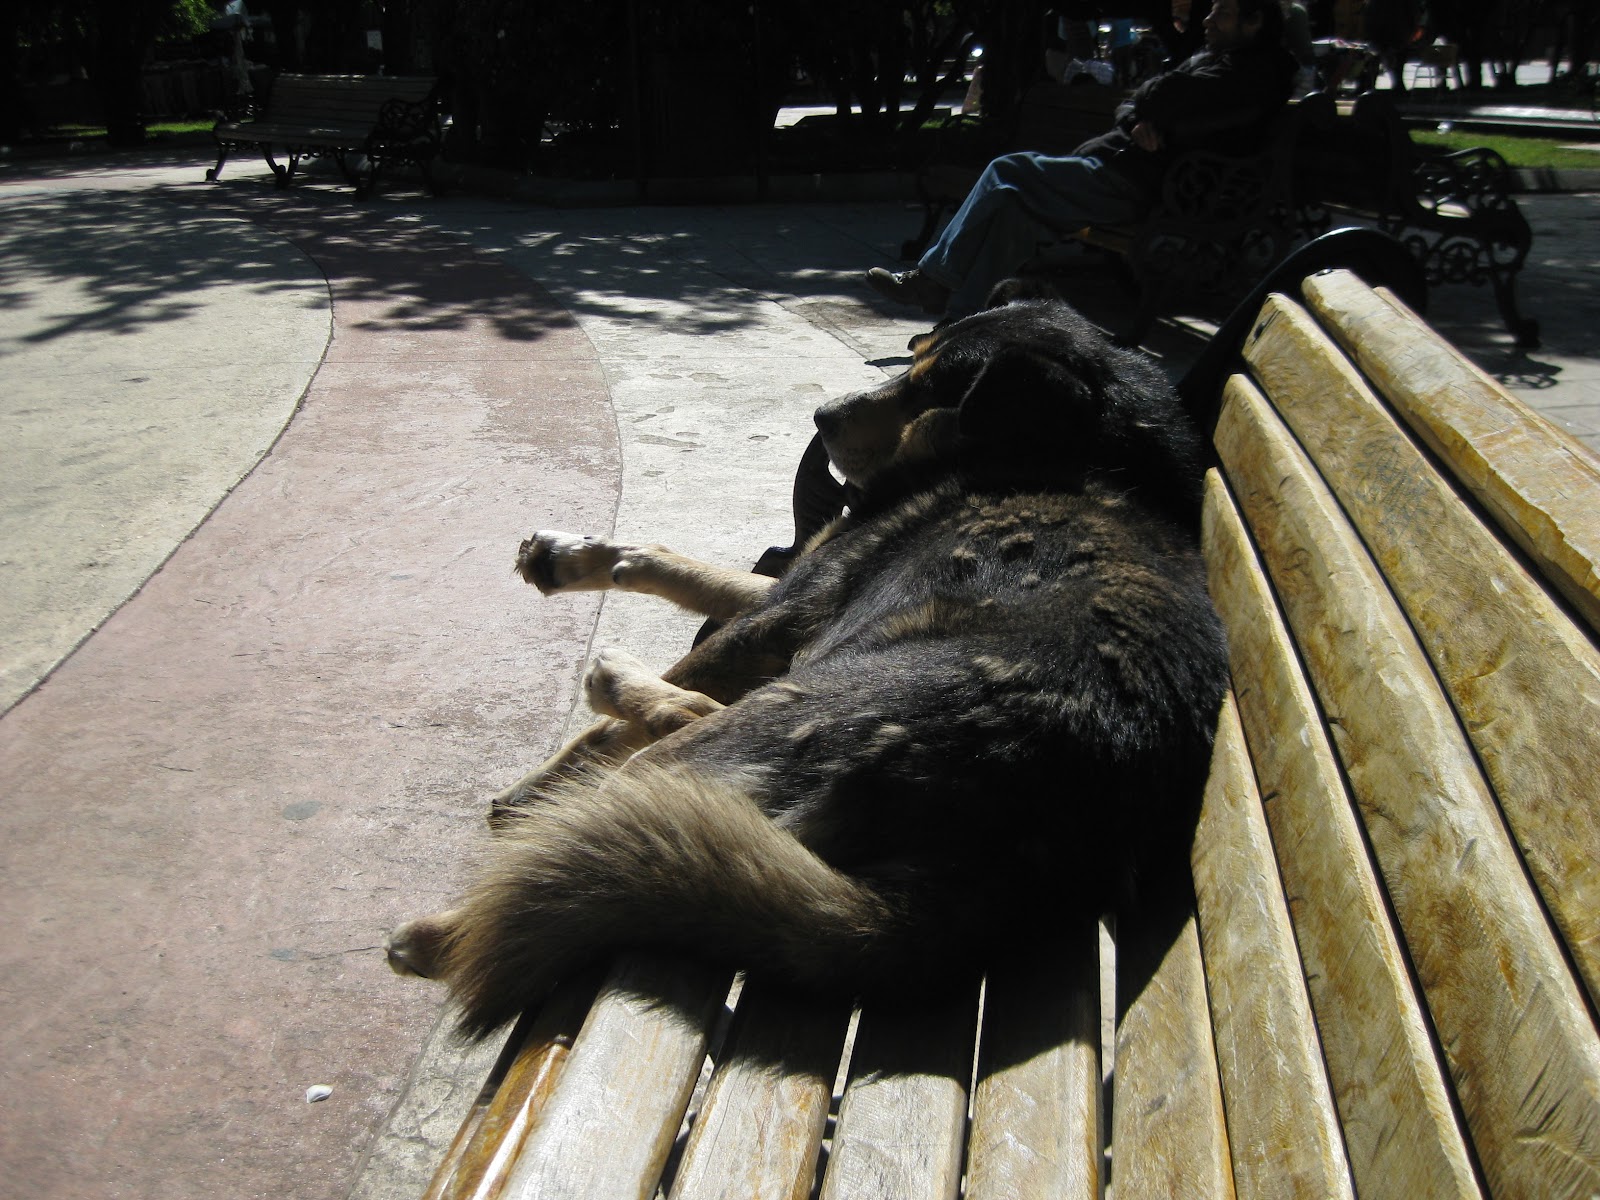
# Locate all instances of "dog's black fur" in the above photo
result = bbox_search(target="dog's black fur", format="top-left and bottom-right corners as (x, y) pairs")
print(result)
(389, 297), (1229, 1038)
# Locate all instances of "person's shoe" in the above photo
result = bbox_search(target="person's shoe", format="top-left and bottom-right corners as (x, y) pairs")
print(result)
(865, 267), (950, 314)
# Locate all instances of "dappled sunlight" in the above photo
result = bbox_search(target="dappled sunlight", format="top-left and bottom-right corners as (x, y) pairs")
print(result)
(0, 190), (322, 349)
(172, 184), (584, 346)
(422, 201), (911, 346)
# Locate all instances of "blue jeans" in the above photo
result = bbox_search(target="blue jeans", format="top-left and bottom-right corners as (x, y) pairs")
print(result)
(918, 152), (1151, 317)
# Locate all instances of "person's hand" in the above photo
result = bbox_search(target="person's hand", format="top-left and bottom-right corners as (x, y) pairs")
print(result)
(1131, 121), (1164, 151)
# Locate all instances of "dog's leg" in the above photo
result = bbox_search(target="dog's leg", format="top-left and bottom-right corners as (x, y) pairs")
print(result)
(489, 650), (730, 828)
(583, 648), (724, 739)
(489, 716), (651, 829)
(517, 531), (775, 621)
(493, 572), (797, 828)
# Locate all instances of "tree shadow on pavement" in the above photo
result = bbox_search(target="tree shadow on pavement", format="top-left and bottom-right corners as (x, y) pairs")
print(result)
(0, 190), (324, 348)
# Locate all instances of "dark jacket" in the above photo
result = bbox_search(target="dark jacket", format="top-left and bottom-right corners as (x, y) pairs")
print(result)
(1073, 40), (1298, 196)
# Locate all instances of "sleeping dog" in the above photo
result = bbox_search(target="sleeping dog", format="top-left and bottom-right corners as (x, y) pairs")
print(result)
(387, 297), (1229, 1038)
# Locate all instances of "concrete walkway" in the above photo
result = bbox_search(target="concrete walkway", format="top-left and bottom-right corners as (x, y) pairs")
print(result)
(1, 149), (1596, 1199)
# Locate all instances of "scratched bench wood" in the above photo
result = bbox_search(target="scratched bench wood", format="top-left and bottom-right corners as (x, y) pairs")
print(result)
(206, 72), (441, 197)
(417, 269), (1600, 1200)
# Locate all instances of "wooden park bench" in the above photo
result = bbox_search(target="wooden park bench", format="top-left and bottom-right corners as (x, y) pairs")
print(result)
(416, 234), (1600, 1199)
(206, 73), (442, 198)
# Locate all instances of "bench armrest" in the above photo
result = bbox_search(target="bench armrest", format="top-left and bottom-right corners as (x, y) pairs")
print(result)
(372, 94), (441, 149)
(1409, 145), (1523, 224)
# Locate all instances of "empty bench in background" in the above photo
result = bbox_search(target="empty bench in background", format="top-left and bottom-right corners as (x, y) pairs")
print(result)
(1294, 89), (1540, 348)
(206, 73), (441, 198)
(416, 257), (1600, 1199)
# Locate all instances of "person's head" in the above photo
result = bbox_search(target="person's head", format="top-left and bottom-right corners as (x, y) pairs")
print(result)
(1203, 0), (1285, 51)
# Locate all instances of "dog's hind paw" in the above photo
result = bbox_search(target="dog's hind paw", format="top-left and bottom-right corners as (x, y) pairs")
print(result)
(582, 647), (655, 719)
(386, 910), (460, 979)
(515, 531), (624, 594)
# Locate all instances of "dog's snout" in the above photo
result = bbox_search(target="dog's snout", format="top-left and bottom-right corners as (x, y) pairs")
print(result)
(813, 384), (910, 485)
(814, 393), (856, 437)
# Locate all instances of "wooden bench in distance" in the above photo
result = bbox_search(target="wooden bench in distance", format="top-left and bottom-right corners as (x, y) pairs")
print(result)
(1293, 90), (1539, 348)
(207, 72), (441, 198)
(416, 269), (1600, 1199)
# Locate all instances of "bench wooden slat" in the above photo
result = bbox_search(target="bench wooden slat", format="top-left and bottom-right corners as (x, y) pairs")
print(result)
(1214, 373), (1600, 1199)
(423, 979), (595, 1200)
(965, 934), (1101, 1199)
(669, 981), (849, 1200)
(224, 121), (374, 145)
(1111, 909), (1236, 1199)
(1191, 692), (1355, 1200)
(817, 985), (978, 1200)
(1300, 270), (1600, 636)
(496, 956), (728, 1200)
(270, 97), (389, 121)
(1202, 470), (1483, 1200)
(270, 74), (433, 109)
(1242, 287), (1600, 1013)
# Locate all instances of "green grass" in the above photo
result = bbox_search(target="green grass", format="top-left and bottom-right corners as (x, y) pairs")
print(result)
(1410, 128), (1600, 170)
(44, 118), (215, 141)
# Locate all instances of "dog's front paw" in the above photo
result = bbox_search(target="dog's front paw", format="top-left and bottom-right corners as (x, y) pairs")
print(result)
(386, 910), (460, 979)
(515, 531), (624, 594)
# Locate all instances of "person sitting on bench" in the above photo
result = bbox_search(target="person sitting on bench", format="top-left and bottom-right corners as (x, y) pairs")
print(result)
(866, 0), (1297, 320)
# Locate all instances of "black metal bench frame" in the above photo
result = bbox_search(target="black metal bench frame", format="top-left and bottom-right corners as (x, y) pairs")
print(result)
(1293, 90), (1539, 348)
(206, 72), (442, 199)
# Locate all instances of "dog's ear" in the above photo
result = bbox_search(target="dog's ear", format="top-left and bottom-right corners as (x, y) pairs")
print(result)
(956, 345), (1101, 450)
(981, 276), (1065, 311)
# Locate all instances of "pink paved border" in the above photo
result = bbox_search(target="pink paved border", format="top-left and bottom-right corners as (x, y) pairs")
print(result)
(0, 192), (620, 1200)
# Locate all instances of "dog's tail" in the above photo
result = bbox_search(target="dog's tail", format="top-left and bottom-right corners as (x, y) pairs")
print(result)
(440, 760), (913, 1039)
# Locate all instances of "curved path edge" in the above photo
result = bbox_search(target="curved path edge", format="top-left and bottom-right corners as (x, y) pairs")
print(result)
(0, 187), (620, 1200)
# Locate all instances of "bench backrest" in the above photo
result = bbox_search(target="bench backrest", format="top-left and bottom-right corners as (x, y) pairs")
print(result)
(1292, 91), (1405, 211)
(1011, 81), (1123, 155)
(1187, 268), (1600, 1198)
(259, 73), (436, 128)
(419, 274), (1600, 1199)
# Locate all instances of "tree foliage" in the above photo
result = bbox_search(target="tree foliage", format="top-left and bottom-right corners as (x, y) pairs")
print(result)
(416, 0), (629, 169)
(10, 0), (214, 144)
